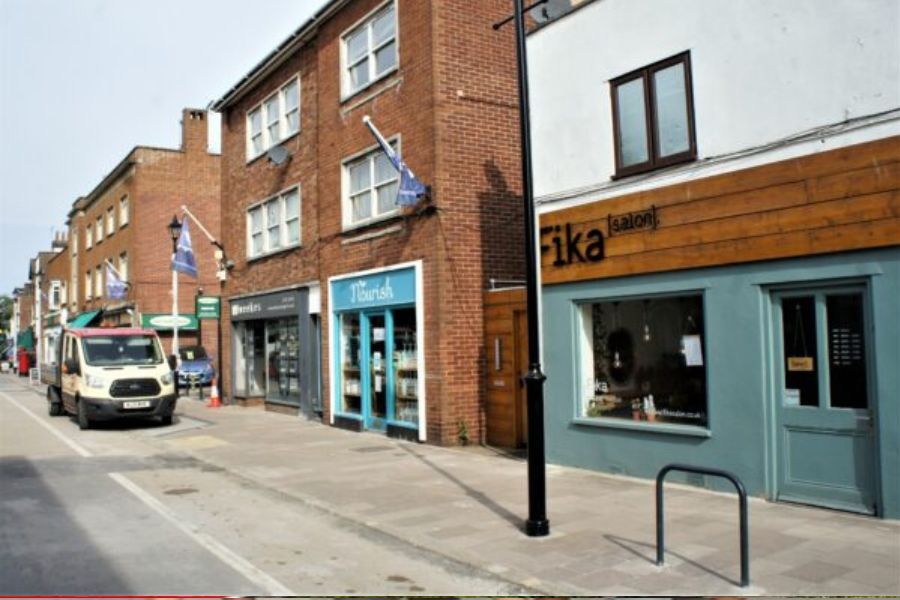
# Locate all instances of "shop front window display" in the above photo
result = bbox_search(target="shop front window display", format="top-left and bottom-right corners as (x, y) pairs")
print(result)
(579, 294), (707, 427)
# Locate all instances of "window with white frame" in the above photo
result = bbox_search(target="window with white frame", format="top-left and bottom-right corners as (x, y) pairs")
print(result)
(119, 252), (128, 283)
(71, 229), (78, 255)
(246, 75), (301, 160)
(246, 186), (301, 258)
(95, 217), (103, 243)
(50, 281), (61, 310)
(86, 226), (93, 249)
(85, 270), (92, 300)
(342, 2), (397, 97)
(119, 196), (129, 226)
(94, 267), (103, 298)
(106, 207), (115, 235)
(343, 142), (399, 227)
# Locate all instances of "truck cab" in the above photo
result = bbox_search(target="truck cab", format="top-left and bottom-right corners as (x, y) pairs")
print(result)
(47, 328), (177, 429)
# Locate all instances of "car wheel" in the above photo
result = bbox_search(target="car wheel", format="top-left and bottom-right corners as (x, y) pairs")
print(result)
(77, 399), (91, 430)
(160, 414), (173, 426)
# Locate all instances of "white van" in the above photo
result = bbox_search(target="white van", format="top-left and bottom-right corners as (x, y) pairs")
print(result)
(47, 328), (178, 429)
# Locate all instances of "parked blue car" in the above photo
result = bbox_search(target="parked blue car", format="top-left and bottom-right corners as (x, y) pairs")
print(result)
(178, 345), (215, 387)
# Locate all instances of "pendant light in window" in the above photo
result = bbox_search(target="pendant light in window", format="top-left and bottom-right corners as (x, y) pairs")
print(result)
(642, 300), (652, 343)
(612, 301), (623, 369)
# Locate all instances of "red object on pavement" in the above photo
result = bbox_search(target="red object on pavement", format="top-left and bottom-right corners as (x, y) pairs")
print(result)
(207, 376), (221, 408)
(17, 347), (30, 376)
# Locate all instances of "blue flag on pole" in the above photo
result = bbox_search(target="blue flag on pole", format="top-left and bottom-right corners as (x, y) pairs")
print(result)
(106, 262), (127, 300)
(363, 116), (428, 207)
(172, 219), (198, 277)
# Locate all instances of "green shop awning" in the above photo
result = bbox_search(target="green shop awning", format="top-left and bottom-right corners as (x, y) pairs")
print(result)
(141, 313), (198, 331)
(16, 328), (35, 350)
(68, 310), (102, 329)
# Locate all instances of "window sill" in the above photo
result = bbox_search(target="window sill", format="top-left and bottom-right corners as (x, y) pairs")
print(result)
(571, 416), (711, 438)
(245, 129), (301, 166)
(340, 67), (400, 106)
(341, 213), (403, 237)
(247, 243), (303, 263)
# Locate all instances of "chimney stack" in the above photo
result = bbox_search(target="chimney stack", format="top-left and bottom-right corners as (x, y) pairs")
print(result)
(181, 108), (208, 154)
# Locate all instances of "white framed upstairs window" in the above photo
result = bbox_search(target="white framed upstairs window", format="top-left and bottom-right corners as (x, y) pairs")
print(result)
(246, 186), (301, 259)
(119, 196), (129, 227)
(342, 140), (400, 228)
(106, 207), (115, 236)
(341, 1), (397, 98)
(85, 270), (92, 300)
(94, 266), (103, 298)
(86, 226), (93, 249)
(119, 252), (128, 283)
(245, 74), (301, 161)
(95, 216), (103, 243)
(71, 228), (78, 255)
(49, 281), (61, 310)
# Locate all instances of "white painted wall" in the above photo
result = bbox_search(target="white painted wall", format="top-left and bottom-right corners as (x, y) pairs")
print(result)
(528, 0), (900, 210)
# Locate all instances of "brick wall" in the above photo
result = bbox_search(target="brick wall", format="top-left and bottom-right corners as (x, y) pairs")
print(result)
(216, 0), (524, 444)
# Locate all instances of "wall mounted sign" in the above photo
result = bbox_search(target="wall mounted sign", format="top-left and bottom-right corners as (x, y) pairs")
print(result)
(230, 290), (302, 321)
(608, 205), (658, 236)
(787, 356), (815, 372)
(331, 266), (416, 312)
(196, 296), (221, 320)
(141, 313), (198, 331)
(540, 223), (605, 267)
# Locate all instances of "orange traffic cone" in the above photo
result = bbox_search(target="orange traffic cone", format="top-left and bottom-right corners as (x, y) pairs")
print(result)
(207, 376), (221, 408)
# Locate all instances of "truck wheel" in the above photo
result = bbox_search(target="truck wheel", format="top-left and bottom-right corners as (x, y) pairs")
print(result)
(77, 399), (91, 430)
(47, 387), (62, 416)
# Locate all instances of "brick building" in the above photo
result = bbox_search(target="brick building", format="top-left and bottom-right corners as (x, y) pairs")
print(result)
(66, 109), (222, 361)
(38, 234), (71, 375)
(212, 0), (525, 444)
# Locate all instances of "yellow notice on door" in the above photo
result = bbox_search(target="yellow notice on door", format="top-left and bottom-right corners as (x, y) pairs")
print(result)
(787, 356), (814, 371)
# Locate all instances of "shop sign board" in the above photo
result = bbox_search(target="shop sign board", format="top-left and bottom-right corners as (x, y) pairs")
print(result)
(230, 290), (302, 321)
(141, 314), (198, 331)
(196, 296), (221, 320)
(331, 266), (416, 312)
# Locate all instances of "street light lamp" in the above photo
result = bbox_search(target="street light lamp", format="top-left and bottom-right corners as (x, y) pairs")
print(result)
(168, 215), (182, 357)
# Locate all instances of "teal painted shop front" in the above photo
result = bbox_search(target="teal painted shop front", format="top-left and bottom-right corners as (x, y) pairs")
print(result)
(329, 262), (425, 441)
(541, 248), (900, 518)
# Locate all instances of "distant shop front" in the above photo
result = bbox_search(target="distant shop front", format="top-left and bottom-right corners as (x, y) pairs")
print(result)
(540, 139), (900, 518)
(328, 262), (425, 442)
(229, 286), (321, 415)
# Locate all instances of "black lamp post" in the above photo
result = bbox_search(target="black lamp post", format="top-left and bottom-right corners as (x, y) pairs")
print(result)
(168, 215), (182, 252)
(495, 0), (550, 537)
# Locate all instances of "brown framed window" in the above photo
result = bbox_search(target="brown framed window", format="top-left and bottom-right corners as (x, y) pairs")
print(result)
(610, 51), (696, 178)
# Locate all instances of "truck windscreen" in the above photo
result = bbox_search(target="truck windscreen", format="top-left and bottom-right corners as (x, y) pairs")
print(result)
(82, 336), (164, 366)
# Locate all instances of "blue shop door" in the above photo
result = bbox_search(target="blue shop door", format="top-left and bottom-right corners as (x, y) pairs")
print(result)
(772, 288), (877, 515)
(363, 312), (388, 431)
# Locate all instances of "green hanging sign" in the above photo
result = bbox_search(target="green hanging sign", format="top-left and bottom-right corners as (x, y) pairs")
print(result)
(196, 296), (221, 320)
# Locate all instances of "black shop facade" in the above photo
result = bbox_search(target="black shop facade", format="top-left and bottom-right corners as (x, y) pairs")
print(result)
(229, 285), (321, 415)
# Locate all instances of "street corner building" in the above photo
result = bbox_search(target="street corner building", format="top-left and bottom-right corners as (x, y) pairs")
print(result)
(529, 0), (900, 517)
(211, 0), (527, 444)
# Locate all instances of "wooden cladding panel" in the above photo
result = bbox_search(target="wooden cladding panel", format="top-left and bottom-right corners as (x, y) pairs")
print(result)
(540, 137), (900, 285)
(483, 288), (526, 448)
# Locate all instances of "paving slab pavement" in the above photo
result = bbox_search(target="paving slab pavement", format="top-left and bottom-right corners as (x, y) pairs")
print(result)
(8, 376), (899, 595)
(150, 396), (900, 596)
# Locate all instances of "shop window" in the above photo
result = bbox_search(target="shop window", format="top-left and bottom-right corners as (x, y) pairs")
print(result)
(579, 294), (707, 426)
(343, 142), (400, 228)
(340, 313), (362, 415)
(266, 317), (300, 405)
(234, 321), (265, 397)
(246, 75), (301, 160)
(246, 186), (301, 258)
(392, 307), (418, 425)
(611, 52), (696, 177)
(342, 2), (397, 98)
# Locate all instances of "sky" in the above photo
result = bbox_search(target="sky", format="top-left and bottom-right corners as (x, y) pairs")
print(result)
(0, 0), (322, 296)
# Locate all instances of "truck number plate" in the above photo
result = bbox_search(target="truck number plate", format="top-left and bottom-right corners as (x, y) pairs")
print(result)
(122, 400), (151, 409)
